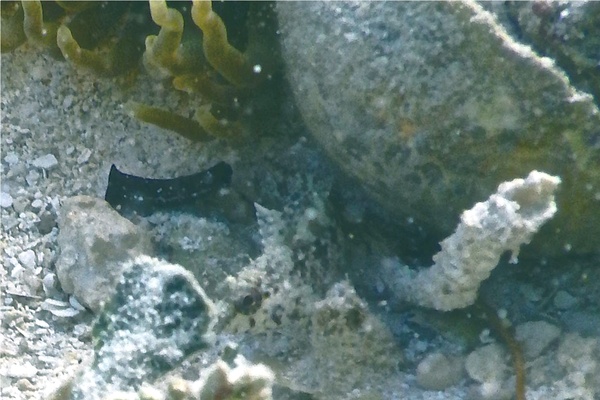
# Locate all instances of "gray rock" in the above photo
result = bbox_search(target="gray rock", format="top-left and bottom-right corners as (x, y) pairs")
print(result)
(49, 256), (216, 400)
(56, 195), (153, 312)
(309, 281), (401, 394)
(31, 153), (58, 169)
(465, 343), (507, 384)
(553, 290), (579, 310)
(277, 1), (600, 256)
(0, 192), (13, 208)
(465, 343), (513, 400)
(515, 320), (561, 359)
(416, 352), (464, 391)
(17, 249), (37, 270)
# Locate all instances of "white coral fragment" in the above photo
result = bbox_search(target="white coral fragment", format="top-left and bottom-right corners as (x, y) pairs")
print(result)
(175, 356), (274, 400)
(387, 170), (560, 311)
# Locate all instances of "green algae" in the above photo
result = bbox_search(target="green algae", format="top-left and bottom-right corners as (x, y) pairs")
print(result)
(130, 103), (212, 143)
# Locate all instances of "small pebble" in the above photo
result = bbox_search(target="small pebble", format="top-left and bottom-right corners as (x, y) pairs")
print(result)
(515, 320), (561, 359)
(12, 197), (29, 213)
(4, 152), (19, 165)
(35, 319), (50, 329)
(4, 362), (37, 378)
(0, 192), (13, 208)
(62, 95), (74, 109)
(42, 273), (59, 297)
(37, 211), (57, 235)
(26, 169), (40, 186)
(31, 199), (44, 209)
(76, 148), (92, 164)
(560, 311), (600, 336)
(553, 290), (578, 309)
(16, 378), (35, 391)
(519, 284), (543, 302)
(69, 295), (86, 311)
(11, 265), (24, 281)
(416, 352), (464, 390)
(465, 344), (507, 384)
(31, 154), (58, 169)
(18, 250), (37, 270)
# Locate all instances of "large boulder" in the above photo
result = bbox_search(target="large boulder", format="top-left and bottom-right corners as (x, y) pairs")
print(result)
(276, 1), (600, 256)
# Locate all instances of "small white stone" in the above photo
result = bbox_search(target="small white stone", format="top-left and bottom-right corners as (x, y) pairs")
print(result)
(42, 273), (59, 296)
(31, 154), (58, 169)
(9, 256), (21, 269)
(3, 362), (37, 378)
(31, 199), (44, 209)
(10, 264), (24, 279)
(18, 250), (37, 269)
(62, 94), (74, 109)
(69, 295), (86, 311)
(47, 307), (81, 318)
(26, 169), (40, 186)
(35, 319), (50, 329)
(4, 152), (19, 165)
(0, 192), (13, 208)
(77, 148), (92, 164)
(16, 378), (35, 391)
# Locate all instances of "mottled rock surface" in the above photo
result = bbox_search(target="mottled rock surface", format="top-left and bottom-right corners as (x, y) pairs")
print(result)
(485, 1), (600, 104)
(49, 256), (216, 400)
(56, 195), (154, 312)
(277, 1), (600, 256)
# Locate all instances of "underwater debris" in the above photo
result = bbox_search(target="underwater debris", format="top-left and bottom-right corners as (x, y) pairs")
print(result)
(105, 162), (256, 224)
(105, 161), (233, 216)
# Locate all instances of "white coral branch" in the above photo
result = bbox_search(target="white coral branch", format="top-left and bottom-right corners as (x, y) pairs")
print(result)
(386, 170), (560, 311)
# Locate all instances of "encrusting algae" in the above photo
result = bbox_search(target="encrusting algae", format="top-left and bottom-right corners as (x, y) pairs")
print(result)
(1, 0), (282, 141)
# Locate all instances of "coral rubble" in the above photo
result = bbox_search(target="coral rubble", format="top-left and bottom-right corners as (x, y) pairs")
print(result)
(384, 170), (560, 311)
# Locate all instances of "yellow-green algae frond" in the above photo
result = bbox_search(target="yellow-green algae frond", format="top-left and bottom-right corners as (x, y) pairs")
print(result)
(141, 0), (281, 141)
